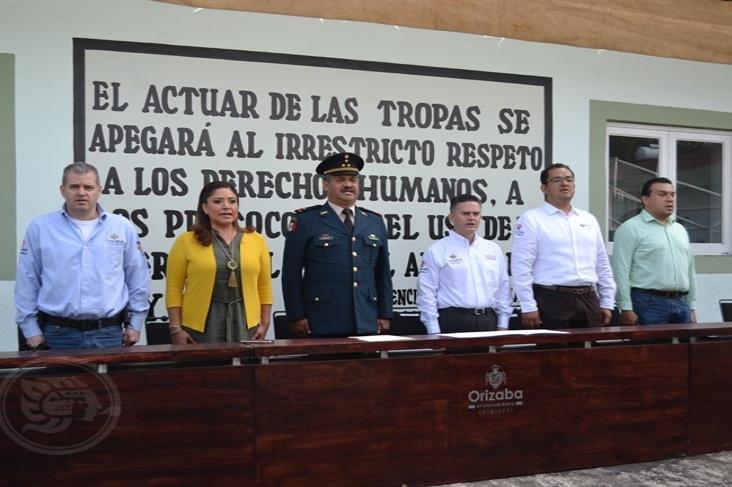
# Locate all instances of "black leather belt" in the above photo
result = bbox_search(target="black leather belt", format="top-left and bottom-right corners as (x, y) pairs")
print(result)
(440, 307), (495, 316)
(38, 311), (124, 331)
(631, 288), (688, 299)
(534, 284), (594, 295)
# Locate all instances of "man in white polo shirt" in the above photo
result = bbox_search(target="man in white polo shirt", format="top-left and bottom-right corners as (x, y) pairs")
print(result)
(511, 163), (616, 329)
(417, 194), (512, 334)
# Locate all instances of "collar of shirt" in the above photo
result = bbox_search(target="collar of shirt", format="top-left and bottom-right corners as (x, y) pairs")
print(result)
(640, 208), (676, 225)
(61, 203), (109, 221)
(327, 201), (356, 222)
(447, 229), (475, 246)
(542, 201), (578, 217)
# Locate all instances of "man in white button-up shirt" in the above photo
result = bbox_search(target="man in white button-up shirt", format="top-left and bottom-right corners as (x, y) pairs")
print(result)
(417, 194), (513, 334)
(511, 164), (616, 329)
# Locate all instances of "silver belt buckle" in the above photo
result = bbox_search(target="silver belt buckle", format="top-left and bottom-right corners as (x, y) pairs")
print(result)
(475, 308), (486, 315)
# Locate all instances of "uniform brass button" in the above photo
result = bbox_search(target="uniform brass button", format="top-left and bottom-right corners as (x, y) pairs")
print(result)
(352, 251), (357, 256)
(353, 267), (358, 272)
(353, 282), (358, 287)
(352, 237), (356, 242)
(315, 297), (319, 302)
(324, 243), (329, 247)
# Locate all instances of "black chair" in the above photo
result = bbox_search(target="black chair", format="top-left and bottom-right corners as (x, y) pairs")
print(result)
(720, 300), (732, 322)
(17, 327), (26, 351)
(390, 309), (426, 336)
(273, 311), (295, 339)
(145, 319), (172, 345)
(508, 310), (521, 330)
(610, 307), (621, 326)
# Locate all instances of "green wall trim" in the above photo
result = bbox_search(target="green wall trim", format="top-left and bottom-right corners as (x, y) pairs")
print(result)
(0, 54), (15, 280)
(589, 100), (732, 274)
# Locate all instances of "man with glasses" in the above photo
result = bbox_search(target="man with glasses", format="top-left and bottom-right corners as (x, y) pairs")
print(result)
(611, 177), (697, 325)
(511, 163), (616, 329)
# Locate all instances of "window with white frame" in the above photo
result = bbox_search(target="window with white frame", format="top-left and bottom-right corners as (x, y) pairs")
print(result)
(607, 123), (731, 255)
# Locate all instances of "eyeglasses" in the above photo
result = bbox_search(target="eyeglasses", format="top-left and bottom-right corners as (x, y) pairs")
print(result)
(547, 176), (575, 184)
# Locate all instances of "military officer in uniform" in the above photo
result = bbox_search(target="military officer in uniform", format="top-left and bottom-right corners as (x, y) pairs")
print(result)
(282, 152), (393, 337)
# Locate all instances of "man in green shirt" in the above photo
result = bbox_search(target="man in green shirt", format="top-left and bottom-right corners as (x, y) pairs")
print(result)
(611, 177), (697, 325)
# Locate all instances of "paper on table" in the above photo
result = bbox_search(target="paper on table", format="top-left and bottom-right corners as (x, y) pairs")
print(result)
(352, 335), (416, 342)
(440, 329), (570, 338)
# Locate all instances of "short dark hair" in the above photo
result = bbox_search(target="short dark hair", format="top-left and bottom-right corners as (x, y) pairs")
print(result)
(641, 177), (674, 197)
(540, 163), (575, 185)
(450, 194), (481, 212)
(62, 162), (100, 186)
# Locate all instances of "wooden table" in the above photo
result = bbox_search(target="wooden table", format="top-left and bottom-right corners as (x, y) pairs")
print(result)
(1, 324), (731, 486)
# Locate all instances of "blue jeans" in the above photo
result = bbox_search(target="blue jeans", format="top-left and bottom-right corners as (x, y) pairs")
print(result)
(631, 291), (691, 325)
(43, 324), (124, 350)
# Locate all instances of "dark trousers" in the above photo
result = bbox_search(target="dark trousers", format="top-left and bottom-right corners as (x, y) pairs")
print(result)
(533, 285), (602, 329)
(438, 308), (497, 333)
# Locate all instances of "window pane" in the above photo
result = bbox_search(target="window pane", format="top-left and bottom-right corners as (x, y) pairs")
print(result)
(676, 140), (723, 243)
(608, 135), (659, 240)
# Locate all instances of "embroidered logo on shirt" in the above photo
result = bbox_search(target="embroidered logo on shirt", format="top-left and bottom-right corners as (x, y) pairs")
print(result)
(19, 239), (29, 255)
(447, 254), (463, 265)
(483, 254), (496, 260)
(106, 235), (125, 246)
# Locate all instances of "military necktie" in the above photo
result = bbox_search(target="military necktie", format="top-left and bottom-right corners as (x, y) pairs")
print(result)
(343, 208), (354, 234)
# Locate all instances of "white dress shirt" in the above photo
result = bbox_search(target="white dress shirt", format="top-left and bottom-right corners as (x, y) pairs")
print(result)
(327, 201), (356, 224)
(511, 202), (616, 313)
(417, 230), (513, 333)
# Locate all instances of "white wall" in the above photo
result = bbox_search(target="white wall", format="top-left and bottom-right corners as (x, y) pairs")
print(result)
(1, 0), (731, 351)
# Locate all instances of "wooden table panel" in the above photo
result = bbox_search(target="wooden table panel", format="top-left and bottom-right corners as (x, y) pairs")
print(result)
(689, 339), (732, 454)
(0, 364), (255, 486)
(538, 344), (688, 472)
(255, 343), (688, 485)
